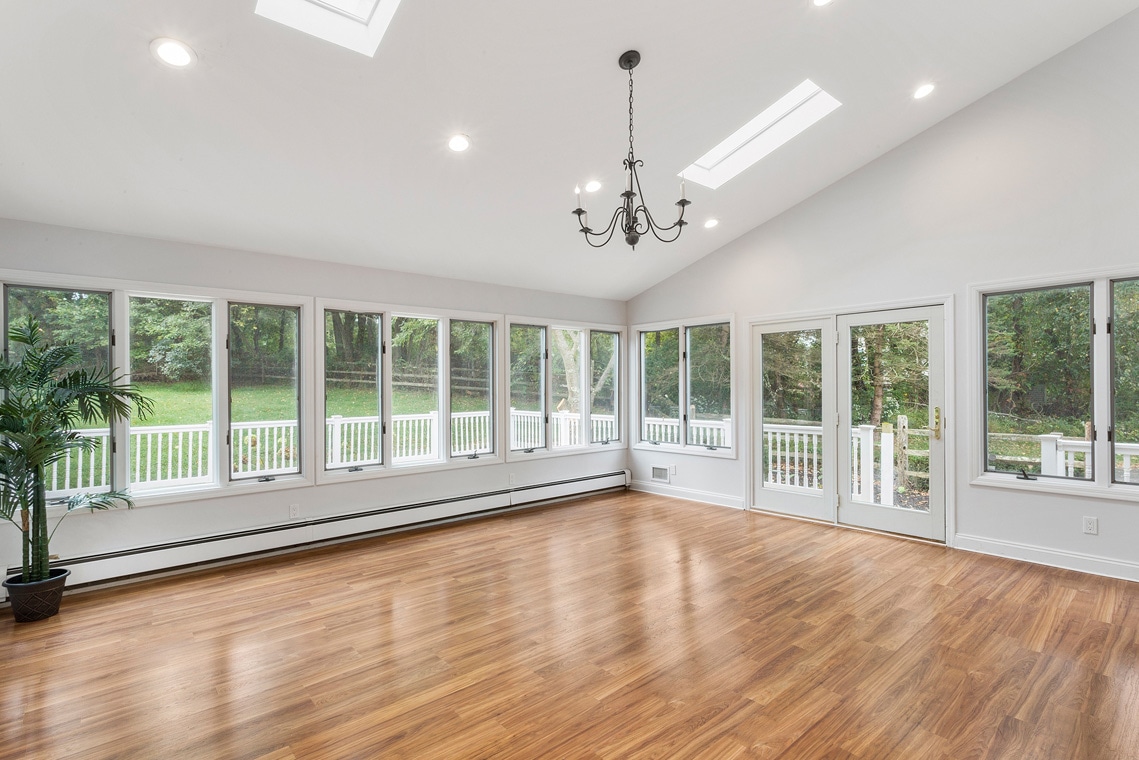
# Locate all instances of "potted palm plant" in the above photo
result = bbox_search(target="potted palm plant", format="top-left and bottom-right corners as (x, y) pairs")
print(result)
(1, 318), (151, 622)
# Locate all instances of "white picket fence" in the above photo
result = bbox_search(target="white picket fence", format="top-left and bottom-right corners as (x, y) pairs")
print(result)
(52, 410), (622, 493)
(641, 417), (733, 448)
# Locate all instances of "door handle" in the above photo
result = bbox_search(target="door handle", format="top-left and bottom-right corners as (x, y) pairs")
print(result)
(928, 407), (941, 440)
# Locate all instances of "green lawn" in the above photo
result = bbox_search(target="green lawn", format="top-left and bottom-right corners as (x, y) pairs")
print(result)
(133, 382), (490, 425)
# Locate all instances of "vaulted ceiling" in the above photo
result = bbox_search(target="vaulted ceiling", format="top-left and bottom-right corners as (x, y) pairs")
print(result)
(2, 1), (1138, 299)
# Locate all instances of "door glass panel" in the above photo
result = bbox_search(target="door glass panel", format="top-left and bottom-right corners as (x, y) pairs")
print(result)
(762, 329), (823, 490)
(849, 320), (930, 511)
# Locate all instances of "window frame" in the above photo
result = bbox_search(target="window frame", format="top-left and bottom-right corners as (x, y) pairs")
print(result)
(632, 315), (736, 458)
(968, 270), (1139, 502)
(505, 316), (627, 463)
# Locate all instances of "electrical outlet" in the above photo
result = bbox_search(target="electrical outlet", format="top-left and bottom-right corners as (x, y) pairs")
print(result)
(1083, 516), (1098, 535)
(508, 473), (516, 486)
(289, 503), (300, 520)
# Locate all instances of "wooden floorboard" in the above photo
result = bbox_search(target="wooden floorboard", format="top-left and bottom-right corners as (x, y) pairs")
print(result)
(3, 491), (1138, 759)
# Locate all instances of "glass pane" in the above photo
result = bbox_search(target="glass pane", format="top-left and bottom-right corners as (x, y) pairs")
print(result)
(985, 286), (1093, 480)
(451, 320), (493, 456)
(641, 328), (680, 443)
(325, 309), (381, 470)
(550, 328), (584, 448)
(687, 323), (732, 449)
(391, 316), (440, 463)
(590, 331), (619, 443)
(229, 303), (300, 478)
(850, 321), (930, 510)
(6, 286), (113, 495)
(761, 329), (822, 490)
(509, 325), (545, 451)
(1113, 279), (1139, 483)
(129, 297), (214, 489)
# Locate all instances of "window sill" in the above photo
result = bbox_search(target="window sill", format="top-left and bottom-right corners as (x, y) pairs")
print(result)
(505, 442), (627, 464)
(48, 473), (316, 514)
(632, 442), (737, 460)
(970, 472), (1139, 503)
(315, 453), (504, 484)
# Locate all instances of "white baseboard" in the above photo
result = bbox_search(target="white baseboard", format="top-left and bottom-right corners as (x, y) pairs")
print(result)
(955, 533), (1139, 583)
(630, 480), (744, 509)
(4, 471), (629, 596)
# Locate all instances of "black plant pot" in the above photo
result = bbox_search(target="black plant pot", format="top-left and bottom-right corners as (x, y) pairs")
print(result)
(3, 568), (71, 622)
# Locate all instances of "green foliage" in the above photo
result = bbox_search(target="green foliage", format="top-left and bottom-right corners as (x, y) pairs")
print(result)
(229, 304), (298, 386)
(0, 319), (151, 583)
(510, 325), (544, 412)
(762, 329), (822, 422)
(642, 328), (679, 419)
(130, 297), (212, 382)
(688, 324), (731, 420)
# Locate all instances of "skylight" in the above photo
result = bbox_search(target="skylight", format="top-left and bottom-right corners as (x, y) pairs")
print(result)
(254, 0), (402, 57)
(681, 80), (841, 190)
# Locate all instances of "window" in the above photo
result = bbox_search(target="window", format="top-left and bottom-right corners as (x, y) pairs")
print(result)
(450, 320), (494, 457)
(509, 324), (545, 451)
(324, 309), (381, 470)
(1112, 279), (1139, 484)
(639, 322), (733, 451)
(5, 285), (113, 495)
(550, 328), (585, 448)
(641, 328), (680, 444)
(129, 296), (214, 490)
(390, 315), (440, 463)
(984, 285), (1093, 480)
(590, 331), (619, 444)
(229, 303), (301, 479)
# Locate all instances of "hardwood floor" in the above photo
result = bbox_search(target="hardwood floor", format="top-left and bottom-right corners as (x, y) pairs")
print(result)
(3, 491), (1139, 759)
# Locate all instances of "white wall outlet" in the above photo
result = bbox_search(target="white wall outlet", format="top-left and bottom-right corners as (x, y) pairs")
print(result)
(289, 503), (300, 520)
(508, 473), (516, 486)
(669, 464), (677, 475)
(1083, 516), (1098, 535)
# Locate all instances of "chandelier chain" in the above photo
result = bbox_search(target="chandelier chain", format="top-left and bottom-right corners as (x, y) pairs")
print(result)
(628, 68), (635, 158)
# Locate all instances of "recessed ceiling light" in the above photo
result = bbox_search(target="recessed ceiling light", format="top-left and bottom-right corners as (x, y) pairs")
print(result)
(704, 219), (720, 229)
(448, 134), (471, 152)
(584, 180), (602, 193)
(812, 0), (833, 6)
(681, 79), (841, 190)
(913, 83), (936, 99)
(150, 38), (197, 68)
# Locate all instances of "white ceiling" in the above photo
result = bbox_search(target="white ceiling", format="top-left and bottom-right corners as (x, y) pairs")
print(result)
(2, 1), (1138, 300)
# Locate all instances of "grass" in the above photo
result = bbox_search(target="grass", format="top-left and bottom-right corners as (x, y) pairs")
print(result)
(133, 381), (490, 426)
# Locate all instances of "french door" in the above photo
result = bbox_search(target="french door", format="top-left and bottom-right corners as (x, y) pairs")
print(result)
(752, 306), (946, 541)
(837, 307), (945, 540)
(752, 319), (835, 521)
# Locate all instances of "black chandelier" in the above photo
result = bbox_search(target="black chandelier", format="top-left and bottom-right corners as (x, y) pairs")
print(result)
(573, 50), (689, 250)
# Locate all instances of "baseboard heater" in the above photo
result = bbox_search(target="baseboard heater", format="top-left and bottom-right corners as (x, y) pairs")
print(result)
(4, 470), (630, 593)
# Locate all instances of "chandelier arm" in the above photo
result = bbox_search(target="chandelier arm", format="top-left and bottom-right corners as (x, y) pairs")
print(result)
(580, 207), (626, 248)
(637, 205), (687, 243)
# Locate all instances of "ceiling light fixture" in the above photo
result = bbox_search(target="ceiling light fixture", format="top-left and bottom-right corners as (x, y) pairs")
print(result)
(584, 180), (602, 193)
(704, 219), (720, 229)
(573, 50), (689, 250)
(812, 0), (834, 6)
(150, 38), (197, 68)
(448, 134), (471, 152)
(913, 83), (936, 99)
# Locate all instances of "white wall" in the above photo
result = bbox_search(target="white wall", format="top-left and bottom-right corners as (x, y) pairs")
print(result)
(629, 11), (1139, 579)
(0, 217), (628, 585)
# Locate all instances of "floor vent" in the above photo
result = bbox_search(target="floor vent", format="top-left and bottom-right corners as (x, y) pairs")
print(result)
(651, 466), (670, 483)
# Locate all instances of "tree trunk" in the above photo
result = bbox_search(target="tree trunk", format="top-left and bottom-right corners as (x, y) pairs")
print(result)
(31, 467), (49, 582)
(869, 325), (886, 427)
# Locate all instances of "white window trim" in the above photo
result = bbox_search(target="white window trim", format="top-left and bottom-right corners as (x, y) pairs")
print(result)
(968, 266), (1139, 502)
(314, 298), (505, 485)
(504, 316), (627, 463)
(631, 314), (737, 460)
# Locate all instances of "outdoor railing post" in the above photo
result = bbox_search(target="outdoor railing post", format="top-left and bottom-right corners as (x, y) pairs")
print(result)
(858, 425), (875, 500)
(1039, 433), (1062, 476)
(880, 423), (894, 506)
(329, 415), (342, 467)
